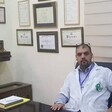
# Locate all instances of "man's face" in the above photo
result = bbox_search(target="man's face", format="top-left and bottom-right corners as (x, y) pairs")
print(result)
(76, 45), (93, 69)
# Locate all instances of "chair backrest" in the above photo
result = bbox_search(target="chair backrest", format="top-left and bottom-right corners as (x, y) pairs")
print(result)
(96, 62), (112, 71)
(75, 61), (112, 108)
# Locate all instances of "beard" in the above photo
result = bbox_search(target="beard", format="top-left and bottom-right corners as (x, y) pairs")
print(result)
(80, 60), (91, 70)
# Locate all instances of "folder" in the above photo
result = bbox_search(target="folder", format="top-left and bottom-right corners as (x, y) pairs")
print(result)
(0, 96), (30, 109)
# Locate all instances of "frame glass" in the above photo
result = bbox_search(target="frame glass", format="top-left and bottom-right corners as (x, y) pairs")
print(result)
(33, 2), (57, 28)
(16, 29), (33, 46)
(0, 7), (6, 24)
(64, 0), (80, 25)
(18, 0), (30, 26)
(60, 27), (84, 47)
(36, 31), (59, 53)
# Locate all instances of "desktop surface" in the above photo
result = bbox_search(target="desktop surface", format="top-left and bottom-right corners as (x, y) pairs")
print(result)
(0, 101), (70, 112)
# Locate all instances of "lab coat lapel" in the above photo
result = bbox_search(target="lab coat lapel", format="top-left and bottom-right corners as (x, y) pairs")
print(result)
(75, 69), (82, 96)
(81, 65), (98, 96)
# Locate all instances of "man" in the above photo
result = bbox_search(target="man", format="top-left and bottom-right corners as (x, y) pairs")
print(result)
(51, 43), (112, 112)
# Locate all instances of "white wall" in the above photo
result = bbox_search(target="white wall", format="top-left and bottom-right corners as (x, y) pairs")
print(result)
(0, 0), (16, 84)
(0, 0), (84, 105)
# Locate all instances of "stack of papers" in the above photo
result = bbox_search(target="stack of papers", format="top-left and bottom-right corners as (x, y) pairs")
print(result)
(0, 95), (30, 109)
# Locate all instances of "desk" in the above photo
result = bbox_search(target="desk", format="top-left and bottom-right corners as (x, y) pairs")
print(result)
(0, 101), (50, 112)
(0, 101), (70, 112)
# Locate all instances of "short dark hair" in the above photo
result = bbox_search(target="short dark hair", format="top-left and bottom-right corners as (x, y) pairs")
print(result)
(76, 43), (92, 53)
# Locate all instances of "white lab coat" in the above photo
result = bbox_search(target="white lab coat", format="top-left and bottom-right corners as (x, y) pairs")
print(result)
(60, 63), (112, 112)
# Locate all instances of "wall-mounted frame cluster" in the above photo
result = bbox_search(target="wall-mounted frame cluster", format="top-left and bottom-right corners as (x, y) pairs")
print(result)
(15, 0), (83, 54)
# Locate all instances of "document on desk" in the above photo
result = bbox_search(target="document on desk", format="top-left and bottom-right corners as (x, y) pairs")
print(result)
(0, 95), (24, 108)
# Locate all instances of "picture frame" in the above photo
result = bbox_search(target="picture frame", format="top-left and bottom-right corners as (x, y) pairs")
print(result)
(0, 7), (6, 24)
(0, 0), (4, 4)
(36, 31), (59, 53)
(18, 0), (30, 26)
(33, 2), (57, 28)
(64, 0), (80, 25)
(60, 27), (84, 47)
(16, 29), (33, 46)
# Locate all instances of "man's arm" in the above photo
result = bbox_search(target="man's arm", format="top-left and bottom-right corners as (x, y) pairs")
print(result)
(51, 93), (68, 111)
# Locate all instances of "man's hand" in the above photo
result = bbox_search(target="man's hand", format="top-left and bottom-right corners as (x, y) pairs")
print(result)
(51, 103), (64, 111)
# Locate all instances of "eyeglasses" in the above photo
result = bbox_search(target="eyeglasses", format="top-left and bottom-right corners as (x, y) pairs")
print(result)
(76, 43), (91, 47)
(76, 42), (92, 53)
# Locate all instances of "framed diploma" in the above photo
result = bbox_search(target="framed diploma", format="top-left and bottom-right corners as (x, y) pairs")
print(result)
(36, 31), (59, 53)
(60, 27), (84, 47)
(18, 0), (30, 26)
(33, 2), (57, 28)
(0, 7), (6, 24)
(64, 0), (80, 25)
(16, 29), (33, 46)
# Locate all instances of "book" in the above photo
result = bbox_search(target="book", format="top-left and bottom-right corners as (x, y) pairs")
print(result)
(4, 97), (30, 109)
(0, 95), (24, 108)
